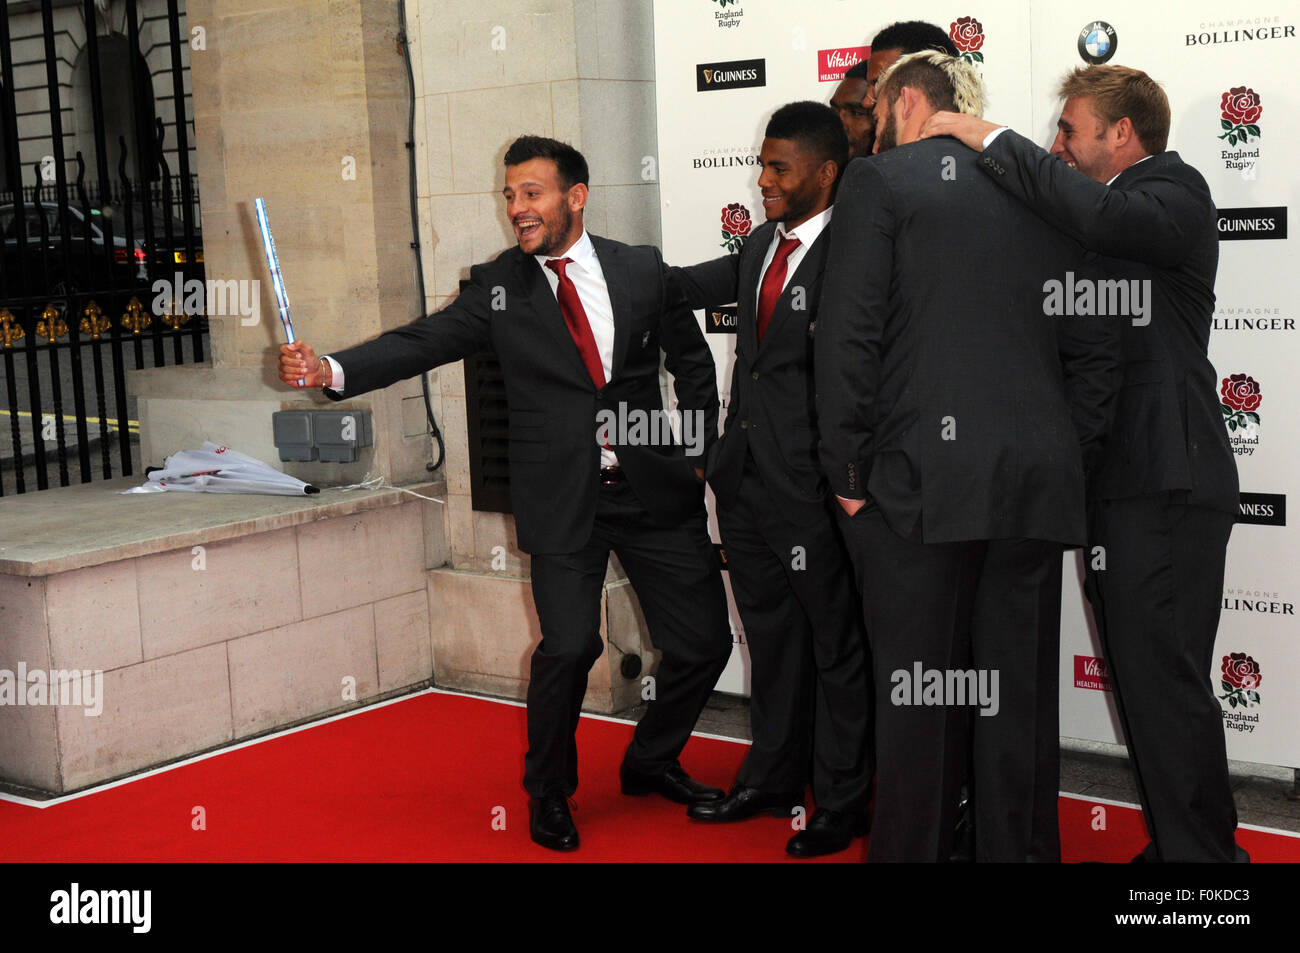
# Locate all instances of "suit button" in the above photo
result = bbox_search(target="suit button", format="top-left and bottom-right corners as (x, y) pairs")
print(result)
(740, 420), (749, 429)
(751, 371), (760, 381)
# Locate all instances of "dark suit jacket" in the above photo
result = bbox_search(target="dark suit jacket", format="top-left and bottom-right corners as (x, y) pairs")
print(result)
(981, 132), (1238, 514)
(815, 140), (1121, 546)
(670, 219), (830, 514)
(325, 234), (720, 554)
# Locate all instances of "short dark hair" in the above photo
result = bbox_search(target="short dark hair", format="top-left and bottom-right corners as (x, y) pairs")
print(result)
(503, 136), (589, 189)
(765, 101), (849, 171)
(843, 60), (870, 81)
(870, 20), (960, 57)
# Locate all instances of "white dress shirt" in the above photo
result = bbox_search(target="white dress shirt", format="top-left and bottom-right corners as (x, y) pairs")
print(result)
(753, 205), (834, 307)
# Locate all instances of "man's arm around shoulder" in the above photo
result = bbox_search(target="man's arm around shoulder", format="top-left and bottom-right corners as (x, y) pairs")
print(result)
(981, 129), (1210, 268)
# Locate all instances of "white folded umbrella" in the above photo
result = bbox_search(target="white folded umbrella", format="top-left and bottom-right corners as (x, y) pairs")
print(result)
(123, 442), (319, 496)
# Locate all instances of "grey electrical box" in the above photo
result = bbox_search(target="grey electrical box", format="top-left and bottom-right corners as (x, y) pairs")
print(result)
(313, 410), (373, 463)
(272, 410), (316, 461)
(272, 409), (373, 463)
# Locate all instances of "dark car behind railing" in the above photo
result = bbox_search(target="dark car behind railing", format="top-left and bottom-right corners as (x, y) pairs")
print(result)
(1, 201), (203, 300)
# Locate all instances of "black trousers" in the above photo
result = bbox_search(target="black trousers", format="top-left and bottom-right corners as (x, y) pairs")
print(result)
(522, 480), (732, 798)
(837, 504), (1063, 862)
(715, 458), (873, 811)
(1085, 495), (1247, 862)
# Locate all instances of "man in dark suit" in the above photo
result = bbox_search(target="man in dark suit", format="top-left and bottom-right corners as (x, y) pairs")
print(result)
(669, 102), (873, 857)
(277, 136), (733, 853)
(922, 65), (1247, 862)
(816, 52), (1120, 862)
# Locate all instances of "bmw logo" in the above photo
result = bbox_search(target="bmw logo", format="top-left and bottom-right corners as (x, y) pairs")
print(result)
(1078, 21), (1117, 65)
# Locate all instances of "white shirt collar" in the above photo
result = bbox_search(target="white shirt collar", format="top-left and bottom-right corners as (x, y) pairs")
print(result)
(775, 205), (833, 247)
(536, 229), (597, 271)
(1106, 154), (1154, 187)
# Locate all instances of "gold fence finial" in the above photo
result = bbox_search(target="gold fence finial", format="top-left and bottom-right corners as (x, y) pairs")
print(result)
(80, 300), (112, 340)
(122, 296), (151, 335)
(0, 308), (24, 348)
(36, 304), (68, 343)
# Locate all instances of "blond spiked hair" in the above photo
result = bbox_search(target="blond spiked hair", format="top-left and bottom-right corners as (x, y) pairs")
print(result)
(875, 50), (986, 118)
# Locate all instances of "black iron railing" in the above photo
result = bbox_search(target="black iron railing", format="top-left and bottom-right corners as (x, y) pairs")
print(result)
(0, 0), (206, 495)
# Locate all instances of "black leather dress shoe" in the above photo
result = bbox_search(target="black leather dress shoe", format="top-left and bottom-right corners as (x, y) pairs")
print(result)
(686, 784), (804, 822)
(620, 764), (725, 804)
(785, 807), (868, 857)
(530, 793), (579, 851)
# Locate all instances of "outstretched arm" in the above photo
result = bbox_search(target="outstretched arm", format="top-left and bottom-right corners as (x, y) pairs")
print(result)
(667, 253), (742, 310)
(315, 266), (495, 399)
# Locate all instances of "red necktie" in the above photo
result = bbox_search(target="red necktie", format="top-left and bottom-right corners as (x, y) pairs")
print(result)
(756, 234), (800, 343)
(546, 257), (606, 388)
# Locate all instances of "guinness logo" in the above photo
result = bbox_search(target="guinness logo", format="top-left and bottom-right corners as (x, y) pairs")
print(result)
(1237, 492), (1286, 526)
(1217, 207), (1287, 240)
(696, 58), (766, 92)
(707, 306), (739, 334)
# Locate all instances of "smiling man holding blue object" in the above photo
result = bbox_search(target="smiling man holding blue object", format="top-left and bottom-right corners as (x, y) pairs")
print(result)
(277, 135), (732, 853)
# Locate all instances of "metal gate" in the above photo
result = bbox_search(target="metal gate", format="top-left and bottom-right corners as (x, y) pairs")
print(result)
(0, 0), (206, 495)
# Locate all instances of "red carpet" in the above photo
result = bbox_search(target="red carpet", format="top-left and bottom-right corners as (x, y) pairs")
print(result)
(1, 691), (1296, 863)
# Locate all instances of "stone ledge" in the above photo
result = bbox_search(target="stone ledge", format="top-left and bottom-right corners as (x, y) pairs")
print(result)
(0, 475), (447, 577)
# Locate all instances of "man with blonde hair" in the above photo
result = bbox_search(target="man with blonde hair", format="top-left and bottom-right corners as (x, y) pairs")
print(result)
(922, 66), (1245, 863)
(816, 53), (1120, 862)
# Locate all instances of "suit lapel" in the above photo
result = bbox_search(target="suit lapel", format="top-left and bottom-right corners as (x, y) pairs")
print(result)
(760, 229), (828, 348)
(591, 235), (631, 382)
(513, 253), (593, 387)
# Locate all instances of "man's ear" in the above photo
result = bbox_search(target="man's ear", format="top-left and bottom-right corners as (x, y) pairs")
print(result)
(568, 182), (589, 213)
(1111, 116), (1136, 149)
(897, 86), (918, 120)
(818, 159), (839, 188)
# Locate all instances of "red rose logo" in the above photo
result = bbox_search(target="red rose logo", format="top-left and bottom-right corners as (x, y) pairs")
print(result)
(721, 203), (751, 237)
(1219, 652), (1261, 708)
(1218, 87), (1262, 146)
(1220, 373), (1261, 434)
(719, 203), (752, 252)
(1223, 652), (1262, 690)
(1221, 87), (1262, 126)
(949, 17), (985, 62)
(1220, 373), (1261, 411)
